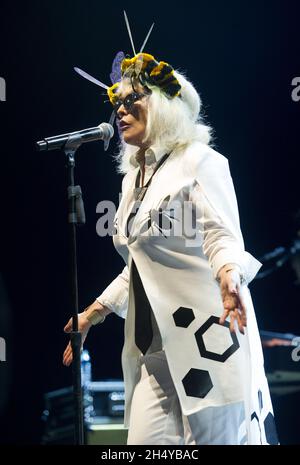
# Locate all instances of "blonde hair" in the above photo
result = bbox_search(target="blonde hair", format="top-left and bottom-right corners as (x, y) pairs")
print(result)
(114, 70), (213, 173)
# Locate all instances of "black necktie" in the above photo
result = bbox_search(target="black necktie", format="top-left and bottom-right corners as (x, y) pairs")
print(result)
(131, 258), (153, 355)
(125, 153), (170, 355)
(125, 197), (153, 354)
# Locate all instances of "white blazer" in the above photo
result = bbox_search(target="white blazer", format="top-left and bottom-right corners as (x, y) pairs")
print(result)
(97, 141), (277, 444)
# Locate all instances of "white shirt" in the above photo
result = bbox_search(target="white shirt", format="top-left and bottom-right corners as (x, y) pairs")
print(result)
(96, 141), (276, 444)
(131, 145), (166, 184)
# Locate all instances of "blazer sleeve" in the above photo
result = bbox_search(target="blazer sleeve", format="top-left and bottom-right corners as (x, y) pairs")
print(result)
(189, 147), (262, 285)
(96, 265), (129, 319)
(95, 174), (130, 319)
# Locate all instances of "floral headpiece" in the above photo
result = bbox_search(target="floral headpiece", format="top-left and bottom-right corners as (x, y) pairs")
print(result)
(107, 52), (181, 106)
(74, 11), (181, 149)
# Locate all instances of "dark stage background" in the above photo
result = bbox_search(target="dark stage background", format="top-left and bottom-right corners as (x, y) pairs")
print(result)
(0, 0), (300, 444)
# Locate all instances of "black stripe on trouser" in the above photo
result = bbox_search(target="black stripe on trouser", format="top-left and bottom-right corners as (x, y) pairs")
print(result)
(131, 258), (153, 355)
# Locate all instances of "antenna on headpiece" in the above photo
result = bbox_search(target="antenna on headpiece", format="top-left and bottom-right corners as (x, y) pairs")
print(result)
(74, 67), (109, 90)
(140, 22), (155, 53)
(123, 10), (155, 56)
(123, 10), (136, 56)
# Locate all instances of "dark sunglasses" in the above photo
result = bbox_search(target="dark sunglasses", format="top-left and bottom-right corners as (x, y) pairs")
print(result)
(113, 91), (150, 113)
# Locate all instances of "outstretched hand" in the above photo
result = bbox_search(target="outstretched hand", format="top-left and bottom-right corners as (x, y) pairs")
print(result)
(62, 312), (91, 367)
(218, 267), (247, 335)
(62, 301), (111, 366)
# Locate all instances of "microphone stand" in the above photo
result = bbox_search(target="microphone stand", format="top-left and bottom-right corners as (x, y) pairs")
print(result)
(64, 134), (86, 445)
(37, 124), (113, 444)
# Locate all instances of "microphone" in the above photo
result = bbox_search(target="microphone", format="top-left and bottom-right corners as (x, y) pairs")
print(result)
(36, 122), (114, 151)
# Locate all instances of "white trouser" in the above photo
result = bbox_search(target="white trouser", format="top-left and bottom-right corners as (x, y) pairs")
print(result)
(126, 349), (245, 445)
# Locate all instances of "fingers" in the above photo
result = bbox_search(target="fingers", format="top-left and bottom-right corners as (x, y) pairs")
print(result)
(234, 309), (245, 335)
(64, 318), (72, 333)
(219, 303), (246, 335)
(219, 292), (236, 325)
(63, 341), (73, 366)
(232, 289), (247, 331)
(219, 276), (247, 335)
(63, 319), (74, 366)
(220, 309), (245, 335)
(63, 342), (71, 365)
(230, 311), (236, 333)
(237, 290), (247, 326)
(63, 338), (85, 366)
(219, 308), (229, 325)
(63, 313), (90, 366)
